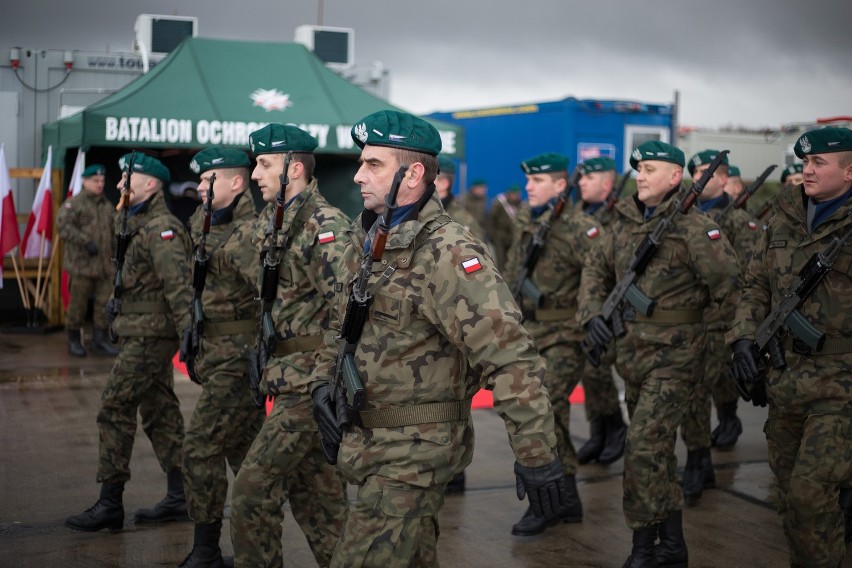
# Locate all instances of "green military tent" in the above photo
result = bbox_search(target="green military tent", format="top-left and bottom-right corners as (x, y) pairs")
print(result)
(42, 37), (464, 215)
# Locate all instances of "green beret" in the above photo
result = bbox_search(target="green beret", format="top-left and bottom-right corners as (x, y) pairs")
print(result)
(249, 123), (318, 155)
(727, 165), (741, 177)
(351, 110), (441, 156)
(118, 152), (170, 184)
(520, 153), (570, 174)
(780, 163), (803, 183)
(687, 149), (729, 176)
(581, 157), (616, 174)
(470, 178), (488, 186)
(794, 126), (852, 158)
(507, 184), (521, 193)
(629, 141), (685, 170)
(437, 155), (456, 176)
(190, 147), (251, 174)
(82, 164), (105, 178)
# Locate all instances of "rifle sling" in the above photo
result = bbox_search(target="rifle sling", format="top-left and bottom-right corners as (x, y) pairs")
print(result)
(784, 335), (852, 355)
(357, 398), (472, 429)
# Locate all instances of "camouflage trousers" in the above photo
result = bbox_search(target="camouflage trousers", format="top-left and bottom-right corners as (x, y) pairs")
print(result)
(581, 348), (621, 422)
(66, 273), (112, 329)
(679, 329), (719, 451)
(330, 475), (445, 568)
(230, 394), (347, 568)
(541, 341), (585, 476)
(708, 328), (739, 407)
(183, 343), (264, 523)
(619, 331), (705, 529)
(765, 407), (852, 568)
(97, 336), (184, 483)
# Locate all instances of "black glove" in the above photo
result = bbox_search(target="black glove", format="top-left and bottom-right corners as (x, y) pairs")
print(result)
(106, 298), (119, 325)
(730, 339), (766, 407)
(312, 383), (343, 465)
(586, 316), (614, 349)
(85, 241), (98, 256)
(514, 458), (568, 519)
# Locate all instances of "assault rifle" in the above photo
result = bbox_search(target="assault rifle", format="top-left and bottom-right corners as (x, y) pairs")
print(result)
(320, 166), (408, 464)
(179, 173), (216, 383)
(583, 150), (730, 367)
(511, 166), (582, 313)
(714, 164), (776, 224)
(249, 153), (293, 407)
(604, 171), (632, 212)
(107, 152), (135, 343)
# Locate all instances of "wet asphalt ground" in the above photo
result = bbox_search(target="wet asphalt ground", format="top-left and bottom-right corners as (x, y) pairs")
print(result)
(1, 330), (850, 567)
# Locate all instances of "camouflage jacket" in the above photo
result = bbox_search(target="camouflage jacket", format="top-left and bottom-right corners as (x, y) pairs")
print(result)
(701, 194), (761, 330)
(56, 190), (115, 278)
(443, 194), (486, 242)
(462, 192), (488, 231)
(728, 184), (852, 414)
(310, 191), (558, 486)
(577, 192), (741, 347)
(251, 179), (351, 407)
(576, 199), (618, 227)
(486, 193), (522, 270)
(188, 192), (258, 380)
(111, 191), (192, 338)
(505, 204), (603, 347)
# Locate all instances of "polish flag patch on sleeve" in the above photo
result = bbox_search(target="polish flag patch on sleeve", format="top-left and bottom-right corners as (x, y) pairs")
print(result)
(585, 226), (600, 239)
(160, 230), (175, 240)
(461, 257), (483, 274)
(748, 221), (758, 231)
(707, 228), (721, 240)
(318, 231), (335, 244)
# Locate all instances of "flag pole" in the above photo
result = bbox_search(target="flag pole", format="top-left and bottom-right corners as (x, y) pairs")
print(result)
(34, 234), (47, 309)
(36, 235), (59, 309)
(9, 252), (30, 310)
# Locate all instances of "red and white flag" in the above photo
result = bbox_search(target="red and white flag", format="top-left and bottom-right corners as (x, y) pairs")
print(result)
(0, 144), (22, 288)
(66, 148), (84, 199)
(22, 146), (53, 259)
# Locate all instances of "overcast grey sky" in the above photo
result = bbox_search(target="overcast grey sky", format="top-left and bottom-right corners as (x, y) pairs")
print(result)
(2, 0), (850, 129)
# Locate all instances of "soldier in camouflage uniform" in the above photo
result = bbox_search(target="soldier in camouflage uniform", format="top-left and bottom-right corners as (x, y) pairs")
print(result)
(723, 164), (744, 198)
(56, 164), (119, 358)
(66, 152), (193, 533)
(486, 184), (522, 272)
(578, 141), (741, 567)
(229, 124), (349, 568)
(436, 155), (486, 241)
(574, 157), (629, 467)
(461, 177), (489, 231)
(677, 150), (760, 506)
(177, 147), (265, 567)
(310, 110), (569, 567)
(781, 162), (804, 189)
(503, 152), (595, 536)
(729, 126), (852, 568)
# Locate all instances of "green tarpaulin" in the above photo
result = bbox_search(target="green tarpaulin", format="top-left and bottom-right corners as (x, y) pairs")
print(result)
(43, 37), (463, 157)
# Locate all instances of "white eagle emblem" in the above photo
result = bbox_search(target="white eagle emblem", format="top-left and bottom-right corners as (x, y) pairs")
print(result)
(250, 88), (293, 112)
(354, 122), (368, 144)
(799, 135), (811, 154)
(189, 159), (200, 174)
(632, 148), (642, 162)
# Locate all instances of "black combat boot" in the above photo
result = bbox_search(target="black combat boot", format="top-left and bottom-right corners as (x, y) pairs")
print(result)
(135, 469), (189, 524)
(598, 411), (628, 465)
(67, 329), (87, 357)
(681, 449), (706, 506)
(446, 471), (466, 494)
(840, 488), (852, 543)
(655, 510), (688, 567)
(179, 521), (225, 568)
(623, 525), (659, 568)
(577, 417), (606, 464)
(511, 474), (583, 536)
(711, 402), (742, 450)
(90, 327), (120, 357)
(65, 482), (125, 532)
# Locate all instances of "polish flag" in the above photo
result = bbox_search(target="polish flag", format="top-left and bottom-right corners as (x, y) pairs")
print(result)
(706, 228), (721, 241)
(66, 148), (84, 199)
(461, 257), (483, 274)
(0, 144), (22, 288)
(22, 146), (53, 258)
